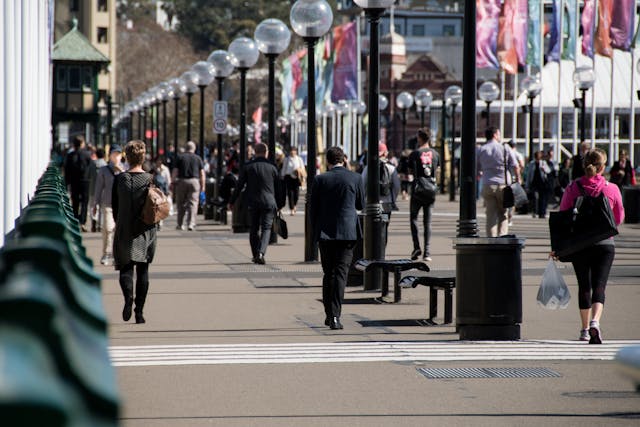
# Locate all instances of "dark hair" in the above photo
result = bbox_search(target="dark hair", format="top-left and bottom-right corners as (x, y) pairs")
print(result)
(72, 135), (85, 149)
(416, 128), (431, 144)
(125, 140), (146, 167)
(507, 139), (515, 148)
(485, 126), (499, 141)
(326, 146), (345, 166)
(96, 148), (105, 159)
(254, 142), (267, 156)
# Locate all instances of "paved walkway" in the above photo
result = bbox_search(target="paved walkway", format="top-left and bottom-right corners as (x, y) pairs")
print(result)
(82, 194), (640, 426)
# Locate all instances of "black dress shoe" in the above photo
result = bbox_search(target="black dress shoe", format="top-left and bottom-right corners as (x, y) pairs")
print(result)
(255, 253), (266, 265)
(324, 316), (331, 326)
(135, 313), (146, 324)
(330, 317), (343, 330)
(122, 302), (133, 322)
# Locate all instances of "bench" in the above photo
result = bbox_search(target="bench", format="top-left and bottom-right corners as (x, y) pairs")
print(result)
(399, 275), (456, 324)
(354, 259), (430, 302)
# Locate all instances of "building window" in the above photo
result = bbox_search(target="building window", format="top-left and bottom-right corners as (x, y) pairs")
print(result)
(394, 23), (402, 35)
(412, 25), (425, 37)
(97, 0), (108, 12)
(54, 65), (96, 113)
(97, 27), (108, 43)
(70, 0), (80, 12)
(443, 25), (455, 36)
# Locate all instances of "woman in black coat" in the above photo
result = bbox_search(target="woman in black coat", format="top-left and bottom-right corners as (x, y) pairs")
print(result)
(112, 140), (157, 323)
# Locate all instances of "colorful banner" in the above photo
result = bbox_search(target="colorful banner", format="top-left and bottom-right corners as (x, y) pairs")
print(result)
(252, 106), (262, 144)
(561, 0), (577, 60)
(526, 0), (541, 65)
(513, 0), (528, 67)
(547, 0), (562, 62)
(581, 0), (597, 58)
(278, 58), (293, 116)
(331, 21), (357, 102)
(476, 0), (501, 69)
(497, 0), (518, 74)
(594, 0), (613, 57)
(610, 0), (635, 51)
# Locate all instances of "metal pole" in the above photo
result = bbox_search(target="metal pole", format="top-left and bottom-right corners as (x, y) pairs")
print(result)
(304, 37), (318, 262)
(129, 112), (134, 143)
(449, 103), (456, 202)
(580, 89), (587, 144)
(529, 97), (535, 161)
(143, 107), (148, 150)
(186, 92), (193, 142)
(420, 106), (425, 129)
(162, 99), (168, 156)
(173, 97), (179, 150)
(267, 54), (277, 162)
(485, 101), (491, 127)
(457, 0), (478, 238)
(106, 95), (112, 147)
(199, 85), (206, 159)
(137, 109), (142, 140)
(401, 108), (407, 150)
(239, 68), (248, 168)
(216, 78), (224, 190)
(154, 102), (160, 157)
(363, 8), (385, 291)
(440, 102), (446, 194)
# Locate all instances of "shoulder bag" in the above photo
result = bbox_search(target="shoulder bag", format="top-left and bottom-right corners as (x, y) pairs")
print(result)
(141, 175), (170, 225)
(548, 180), (618, 262)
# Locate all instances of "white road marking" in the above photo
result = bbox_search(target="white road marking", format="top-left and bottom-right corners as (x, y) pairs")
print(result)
(109, 340), (639, 367)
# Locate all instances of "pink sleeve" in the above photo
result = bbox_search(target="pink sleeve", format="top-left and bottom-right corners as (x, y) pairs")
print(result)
(559, 182), (578, 211)
(605, 184), (625, 225)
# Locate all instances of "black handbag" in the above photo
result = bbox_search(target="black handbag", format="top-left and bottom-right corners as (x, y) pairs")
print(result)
(549, 180), (618, 262)
(501, 145), (515, 208)
(275, 211), (288, 239)
(413, 176), (437, 203)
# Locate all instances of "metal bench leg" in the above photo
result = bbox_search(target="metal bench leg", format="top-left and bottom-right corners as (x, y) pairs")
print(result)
(381, 269), (389, 298)
(444, 288), (453, 324)
(429, 287), (437, 321)
(393, 270), (401, 303)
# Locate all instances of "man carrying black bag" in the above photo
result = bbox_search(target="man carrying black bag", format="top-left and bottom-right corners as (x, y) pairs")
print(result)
(408, 129), (440, 262)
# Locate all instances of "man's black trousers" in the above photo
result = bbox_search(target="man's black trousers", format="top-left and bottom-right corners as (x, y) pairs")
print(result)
(319, 240), (355, 319)
(248, 206), (275, 258)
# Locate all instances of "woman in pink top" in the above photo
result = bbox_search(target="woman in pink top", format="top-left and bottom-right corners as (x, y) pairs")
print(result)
(557, 149), (624, 344)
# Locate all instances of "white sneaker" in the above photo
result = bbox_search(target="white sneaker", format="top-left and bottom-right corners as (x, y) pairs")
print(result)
(423, 256), (432, 262)
(188, 225), (195, 231)
(579, 329), (589, 341)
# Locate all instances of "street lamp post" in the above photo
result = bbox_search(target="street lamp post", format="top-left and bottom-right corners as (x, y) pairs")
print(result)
(180, 71), (198, 143)
(379, 94), (388, 144)
(439, 98), (447, 194)
(414, 88), (432, 129)
(520, 75), (542, 161)
(157, 82), (171, 156)
(291, 0), (334, 262)
(445, 85), (462, 202)
(478, 81), (500, 128)
(572, 67), (595, 144)
(137, 99), (143, 140)
(255, 19), (292, 163)
(168, 77), (185, 151)
(191, 61), (216, 160)
(396, 91), (414, 150)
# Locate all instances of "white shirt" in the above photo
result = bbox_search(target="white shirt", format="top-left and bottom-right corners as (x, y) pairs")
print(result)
(280, 155), (304, 178)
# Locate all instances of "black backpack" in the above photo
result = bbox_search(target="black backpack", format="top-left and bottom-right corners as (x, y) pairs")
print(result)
(379, 161), (391, 197)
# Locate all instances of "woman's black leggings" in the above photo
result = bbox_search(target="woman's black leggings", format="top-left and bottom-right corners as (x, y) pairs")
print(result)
(119, 262), (150, 312)
(571, 245), (615, 310)
(284, 176), (300, 210)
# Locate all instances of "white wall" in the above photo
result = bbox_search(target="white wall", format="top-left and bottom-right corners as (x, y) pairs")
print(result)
(1, 0), (53, 247)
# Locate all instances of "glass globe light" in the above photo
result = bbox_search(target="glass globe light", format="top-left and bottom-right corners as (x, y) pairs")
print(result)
(324, 102), (336, 114)
(255, 19), (291, 55)
(191, 60), (216, 86)
(414, 88), (433, 108)
(353, 0), (395, 8)
(167, 77), (185, 99)
(180, 71), (199, 94)
(290, 0), (333, 39)
(228, 38), (260, 69)
(357, 101), (366, 115)
(396, 91), (414, 109)
(520, 75), (542, 98)
(207, 50), (235, 78)
(478, 81), (500, 103)
(573, 66), (595, 91)
(379, 94), (389, 110)
(444, 85), (463, 105)
(156, 82), (171, 101)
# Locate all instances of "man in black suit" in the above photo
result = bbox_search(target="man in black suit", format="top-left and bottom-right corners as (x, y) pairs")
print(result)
(229, 142), (280, 264)
(310, 146), (365, 330)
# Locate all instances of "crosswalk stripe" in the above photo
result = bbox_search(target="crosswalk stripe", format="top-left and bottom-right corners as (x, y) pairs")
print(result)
(109, 340), (639, 367)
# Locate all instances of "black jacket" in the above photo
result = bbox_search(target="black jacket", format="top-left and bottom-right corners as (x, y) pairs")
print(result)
(230, 157), (280, 209)
(310, 166), (364, 242)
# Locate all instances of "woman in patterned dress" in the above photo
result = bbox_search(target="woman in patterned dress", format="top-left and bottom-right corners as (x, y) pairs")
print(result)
(112, 140), (157, 323)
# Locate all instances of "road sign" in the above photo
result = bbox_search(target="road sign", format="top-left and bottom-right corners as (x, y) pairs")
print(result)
(213, 119), (227, 134)
(214, 101), (227, 120)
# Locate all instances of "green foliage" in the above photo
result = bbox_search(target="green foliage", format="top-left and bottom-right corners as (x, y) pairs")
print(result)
(169, 0), (292, 52)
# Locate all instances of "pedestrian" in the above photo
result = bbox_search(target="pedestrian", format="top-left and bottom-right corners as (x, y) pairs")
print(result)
(525, 151), (552, 219)
(554, 148), (624, 343)
(476, 126), (521, 237)
(397, 149), (413, 200)
(310, 146), (364, 330)
(229, 142), (281, 264)
(153, 156), (172, 229)
(361, 142), (401, 214)
(571, 141), (590, 179)
(171, 141), (205, 231)
(64, 135), (93, 232)
(507, 140), (524, 226)
(112, 140), (158, 324)
(91, 145), (123, 266)
(280, 146), (305, 215)
(609, 150), (636, 189)
(408, 129), (440, 261)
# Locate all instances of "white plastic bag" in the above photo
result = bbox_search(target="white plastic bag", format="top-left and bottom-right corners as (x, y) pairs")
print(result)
(537, 259), (571, 310)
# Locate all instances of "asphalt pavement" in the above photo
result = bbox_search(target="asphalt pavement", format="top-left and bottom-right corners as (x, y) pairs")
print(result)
(83, 193), (640, 426)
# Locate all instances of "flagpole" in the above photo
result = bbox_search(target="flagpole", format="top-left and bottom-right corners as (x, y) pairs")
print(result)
(609, 54), (615, 167)
(556, 0), (564, 162)
(499, 69), (506, 137)
(512, 72), (518, 144)
(572, 0), (579, 155)
(591, 57), (596, 147)
(539, 0), (545, 160)
(631, 47), (636, 165)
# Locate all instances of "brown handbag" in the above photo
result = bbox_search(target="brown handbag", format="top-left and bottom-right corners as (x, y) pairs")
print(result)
(141, 178), (170, 225)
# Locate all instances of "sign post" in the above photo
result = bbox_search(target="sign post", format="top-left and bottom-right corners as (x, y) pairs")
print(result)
(213, 101), (227, 134)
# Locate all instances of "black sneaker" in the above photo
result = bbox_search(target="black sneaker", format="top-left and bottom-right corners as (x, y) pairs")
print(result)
(411, 249), (422, 260)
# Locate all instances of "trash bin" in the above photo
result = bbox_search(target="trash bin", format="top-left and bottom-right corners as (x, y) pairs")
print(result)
(623, 186), (640, 224)
(453, 236), (525, 340)
(347, 213), (389, 289)
(204, 178), (217, 220)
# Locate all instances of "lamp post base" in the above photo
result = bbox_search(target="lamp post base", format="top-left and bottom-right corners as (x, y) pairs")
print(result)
(304, 195), (318, 262)
(363, 204), (386, 291)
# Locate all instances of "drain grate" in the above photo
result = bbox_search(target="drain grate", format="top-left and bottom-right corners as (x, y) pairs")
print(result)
(417, 367), (561, 379)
